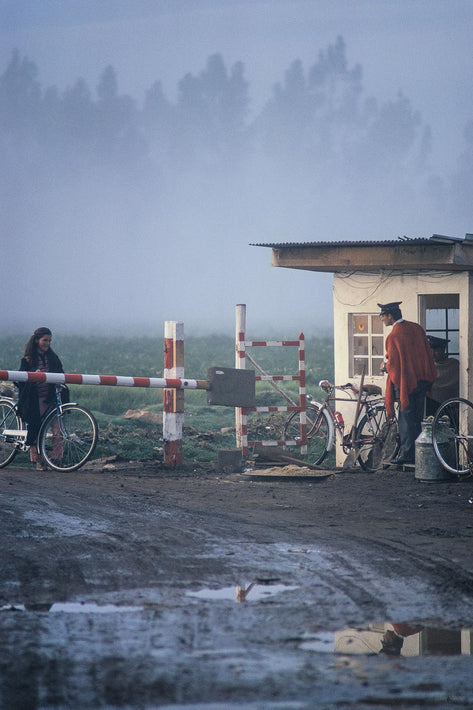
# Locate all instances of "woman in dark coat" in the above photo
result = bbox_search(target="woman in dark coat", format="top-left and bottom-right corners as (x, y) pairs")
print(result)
(18, 327), (64, 470)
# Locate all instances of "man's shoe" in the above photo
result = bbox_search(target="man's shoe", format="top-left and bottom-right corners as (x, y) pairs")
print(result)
(390, 456), (415, 466)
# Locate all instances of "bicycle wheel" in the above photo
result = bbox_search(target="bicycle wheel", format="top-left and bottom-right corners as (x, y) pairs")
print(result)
(356, 405), (399, 472)
(39, 404), (98, 472)
(432, 397), (473, 476)
(283, 403), (334, 466)
(0, 398), (21, 468)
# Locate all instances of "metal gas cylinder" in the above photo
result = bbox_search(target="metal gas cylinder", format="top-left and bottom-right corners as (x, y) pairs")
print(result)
(415, 418), (452, 483)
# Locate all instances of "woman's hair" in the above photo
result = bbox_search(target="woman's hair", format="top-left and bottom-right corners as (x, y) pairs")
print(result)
(23, 327), (53, 362)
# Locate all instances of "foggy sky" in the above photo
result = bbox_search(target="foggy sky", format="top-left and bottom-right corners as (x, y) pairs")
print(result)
(1, 0), (472, 338)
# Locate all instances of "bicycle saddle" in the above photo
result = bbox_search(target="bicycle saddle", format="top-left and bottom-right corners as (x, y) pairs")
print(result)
(361, 384), (382, 395)
(346, 383), (382, 396)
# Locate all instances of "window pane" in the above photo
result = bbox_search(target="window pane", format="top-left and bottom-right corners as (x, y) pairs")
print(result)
(353, 337), (368, 355)
(448, 334), (459, 354)
(354, 357), (368, 376)
(447, 308), (459, 328)
(371, 336), (384, 357)
(371, 316), (384, 334)
(426, 309), (446, 329)
(353, 315), (368, 334)
(372, 357), (384, 374)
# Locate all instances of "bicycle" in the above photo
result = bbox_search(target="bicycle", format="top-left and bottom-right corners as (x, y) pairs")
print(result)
(283, 379), (399, 471)
(432, 397), (473, 477)
(0, 384), (98, 472)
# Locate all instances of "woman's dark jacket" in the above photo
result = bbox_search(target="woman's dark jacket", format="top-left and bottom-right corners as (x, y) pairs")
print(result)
(17, 351), (64, 445)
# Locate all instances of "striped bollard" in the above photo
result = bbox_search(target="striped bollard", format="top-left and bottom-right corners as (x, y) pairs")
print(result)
(235, 304), (247, 453)
(298, 332), (307, 453)
(163, 321), (184, 466)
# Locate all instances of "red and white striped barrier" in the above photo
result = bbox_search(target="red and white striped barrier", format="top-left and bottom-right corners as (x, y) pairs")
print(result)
(0, 370), (208, 390)
(1, 321), (203, 469)
(2, 307), (306, 467)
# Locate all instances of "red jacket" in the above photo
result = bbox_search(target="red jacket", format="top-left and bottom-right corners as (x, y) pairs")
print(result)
(385, 320), (437, 416)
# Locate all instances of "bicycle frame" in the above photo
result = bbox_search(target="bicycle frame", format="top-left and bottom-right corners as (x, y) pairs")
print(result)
(1, 384), (98, 472)
(51, 385), (75, 438)
(284, 379), (397, 471)
(0, 386), (73, 453)
(315, 380), (385, 453)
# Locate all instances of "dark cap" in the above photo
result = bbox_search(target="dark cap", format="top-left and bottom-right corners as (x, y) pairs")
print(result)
(378, 302), (402, 316)
(428, 335), (449, 349)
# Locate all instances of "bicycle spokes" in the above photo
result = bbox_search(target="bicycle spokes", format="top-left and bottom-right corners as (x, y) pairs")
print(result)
(40, 404), (98, 472)
(356, 407), (399, 472)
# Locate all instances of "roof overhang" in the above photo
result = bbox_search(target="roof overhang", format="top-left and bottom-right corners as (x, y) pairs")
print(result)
(253, 235), (473, 273)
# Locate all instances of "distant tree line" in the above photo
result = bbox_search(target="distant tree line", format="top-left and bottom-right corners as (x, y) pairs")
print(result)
(0, 39), (434, 175)
(1, 36), (471, 226)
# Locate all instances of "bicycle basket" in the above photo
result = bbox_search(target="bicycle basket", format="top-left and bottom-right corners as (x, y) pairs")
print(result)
(0, 381), (16, 398)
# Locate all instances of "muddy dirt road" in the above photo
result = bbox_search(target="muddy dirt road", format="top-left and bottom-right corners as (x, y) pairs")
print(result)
(1, 461), (473, 709)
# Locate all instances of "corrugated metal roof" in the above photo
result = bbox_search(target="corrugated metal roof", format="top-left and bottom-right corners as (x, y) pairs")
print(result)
(250, 234), (467, 248)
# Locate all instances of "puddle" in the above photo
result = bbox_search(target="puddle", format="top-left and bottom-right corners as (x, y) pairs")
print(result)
(2, 592), (472, 660)
(300, 623), (473, 657)
(3, 600), (471, 659)
(1, 602), (142, 614)
(187, 581), (299, 602)
(49, 602), (142, 614)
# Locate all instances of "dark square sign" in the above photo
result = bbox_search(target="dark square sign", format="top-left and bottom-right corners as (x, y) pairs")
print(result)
(206, 367), (256, 407)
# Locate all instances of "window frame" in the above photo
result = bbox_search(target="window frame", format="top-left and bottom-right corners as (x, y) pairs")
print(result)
(348, 312), (385, 378)
(419, 294), (459, 358)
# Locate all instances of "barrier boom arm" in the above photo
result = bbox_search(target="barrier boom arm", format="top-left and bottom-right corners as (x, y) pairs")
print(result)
(0, 370), (209, 390)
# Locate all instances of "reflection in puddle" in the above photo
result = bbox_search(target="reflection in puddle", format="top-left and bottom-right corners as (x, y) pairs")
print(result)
(1, 602), (142, 614)
(301, 623), (473, 657)
(188, 582), (299, 602)
(2, 598), (472, 658)
(49, 602), (142, 614)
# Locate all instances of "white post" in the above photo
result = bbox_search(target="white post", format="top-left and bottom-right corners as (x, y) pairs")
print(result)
(235, 304), (246, 451)
(163, 321), (184, 466)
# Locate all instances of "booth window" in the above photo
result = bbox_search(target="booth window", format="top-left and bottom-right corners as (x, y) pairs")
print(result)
(349, 314), (384, 377)
(423, 297), (459, 358)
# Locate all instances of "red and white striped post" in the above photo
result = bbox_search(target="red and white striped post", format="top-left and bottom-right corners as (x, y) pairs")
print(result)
(163, 321), (185, 466)
(298, 332), (307, 453)
(235, 304), (247, 450)
(233, 303), (307, 457)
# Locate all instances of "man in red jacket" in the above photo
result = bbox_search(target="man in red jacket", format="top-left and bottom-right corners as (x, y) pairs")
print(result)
(379, 302), (437, 466)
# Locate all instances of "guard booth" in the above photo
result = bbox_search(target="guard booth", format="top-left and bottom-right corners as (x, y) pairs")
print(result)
(255, 234), (473, 463)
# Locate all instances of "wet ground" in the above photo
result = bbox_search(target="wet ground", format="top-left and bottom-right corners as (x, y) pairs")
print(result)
(1, 459), (473, 709)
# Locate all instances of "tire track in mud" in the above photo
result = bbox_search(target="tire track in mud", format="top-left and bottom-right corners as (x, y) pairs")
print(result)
(2, 467), (473, 708)
(139, 494), (473, 628)
(2, 466), (473, 624)
(342, 534), (473, 613)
